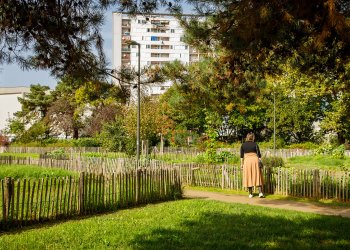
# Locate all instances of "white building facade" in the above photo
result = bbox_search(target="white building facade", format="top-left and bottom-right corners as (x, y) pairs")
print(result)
(112, 12), (201, 96)
(0, 87), (30, 133)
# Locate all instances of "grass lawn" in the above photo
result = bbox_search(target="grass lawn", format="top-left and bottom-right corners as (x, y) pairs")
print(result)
(285, 155), (350, 170)
(0, 165), (78, 179)
(1, 199), (350, 249)
(0, 153), (40, 159)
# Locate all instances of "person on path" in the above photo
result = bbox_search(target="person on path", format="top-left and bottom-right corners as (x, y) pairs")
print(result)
(240, 132), (264, 198)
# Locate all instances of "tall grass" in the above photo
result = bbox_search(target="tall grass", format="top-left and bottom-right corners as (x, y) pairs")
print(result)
(0, 153), (40, 158)
(286, 155), (350, 170)
(0, 199), (349, 249)
(0, 165), (78, 179)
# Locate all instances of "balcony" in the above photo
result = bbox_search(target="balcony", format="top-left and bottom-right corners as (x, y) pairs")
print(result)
(122, 53), (131, 60)
(122, 47), (131, 52)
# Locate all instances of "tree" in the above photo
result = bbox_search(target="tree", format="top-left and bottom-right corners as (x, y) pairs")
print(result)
(8, 84), (53, 141)
(46, 97), (81, 139)
(0, 0), (113, 79)
(17, 84), (53, 121)
(48, 76), (125, 139)
(0, 0), (182, 80)
(159, 57), (269, 142)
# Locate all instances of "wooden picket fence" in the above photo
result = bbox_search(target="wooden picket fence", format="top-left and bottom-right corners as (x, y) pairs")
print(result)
(0, 168), (181, 229)
(0, 146), (105, 154)
(178, 163), (350, 202)
(0, 156), (143, 174)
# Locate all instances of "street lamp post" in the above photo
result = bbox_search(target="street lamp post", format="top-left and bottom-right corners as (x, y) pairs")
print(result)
(136, 42), (141, 162)
(123, 37), (141, 162)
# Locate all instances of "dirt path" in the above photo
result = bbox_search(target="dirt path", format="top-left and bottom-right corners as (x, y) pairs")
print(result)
(184, 189), (350, 218)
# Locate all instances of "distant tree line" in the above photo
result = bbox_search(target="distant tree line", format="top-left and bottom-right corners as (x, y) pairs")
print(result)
(2, 0), (350, 150)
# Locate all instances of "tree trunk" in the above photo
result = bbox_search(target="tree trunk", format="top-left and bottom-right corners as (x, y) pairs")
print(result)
(73, 128), (79, 139)
(337, 133), (345, 145)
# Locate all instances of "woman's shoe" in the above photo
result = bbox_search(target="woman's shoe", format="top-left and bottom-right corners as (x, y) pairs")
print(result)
(259, 193), (265, 198)
(249, 194), (253, 198)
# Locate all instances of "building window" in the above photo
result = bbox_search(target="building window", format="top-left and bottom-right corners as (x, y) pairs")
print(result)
(151, 36), (158, 41)
(171, 29), (175, 33)
(185, 45), (188, 50)
(147, 28), (150, 32)
(146, 45), (151, 49)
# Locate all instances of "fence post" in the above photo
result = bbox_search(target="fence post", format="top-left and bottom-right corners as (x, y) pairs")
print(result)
(313, 169), (320, 199)
(221, 165), (224, 189)
(135, 169), (140, 204)
(4, 177), (13, 222)
(78, 172), (85, 215)
(190, 164), (195, 186)
(265, 167), (271, 194)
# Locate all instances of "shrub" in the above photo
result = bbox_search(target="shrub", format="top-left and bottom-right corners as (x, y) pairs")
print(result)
(258, 138), (285, 149)
(195, 151), (239, 164)
(262, 156), (285, 168)
(216, 151), (239, 163)
(285, 142), (319, 149)
(0, 134), (9, 146)
(315, 144), (345, 159)
(332, 145), (345, 159)
(72, 138), (101, 147)
(41, 148), (69, 160)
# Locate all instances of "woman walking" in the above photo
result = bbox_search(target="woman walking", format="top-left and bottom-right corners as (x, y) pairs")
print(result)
(240, 132), (264, 198)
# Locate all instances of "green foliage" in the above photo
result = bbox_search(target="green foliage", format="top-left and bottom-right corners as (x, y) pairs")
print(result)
(321, 93), (350, 142)
(195, 151), (239, 164)
(17, 121), (49, 143)
(285, 142), (320, 150)
(97, 120), (129, 153)
(258, 138), (286, 149)
(262, 156), (285, 168)
(42, 148), (69, 160)
(0, 165), (77, 179)
(72, 138), (101, 147)
(315, 144), (345, 159)
(214, 151), (239, 164)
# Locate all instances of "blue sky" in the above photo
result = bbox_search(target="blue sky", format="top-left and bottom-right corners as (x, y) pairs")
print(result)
(0, 5), (194, 89)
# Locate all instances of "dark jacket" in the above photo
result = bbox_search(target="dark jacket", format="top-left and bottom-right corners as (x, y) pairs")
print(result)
(240, 141), (261, 158)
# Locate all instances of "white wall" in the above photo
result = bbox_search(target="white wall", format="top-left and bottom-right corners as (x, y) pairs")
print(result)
(0, 93), (23, 132)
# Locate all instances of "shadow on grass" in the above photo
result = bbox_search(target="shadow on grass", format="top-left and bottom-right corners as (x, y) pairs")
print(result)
(131, 204), (350, 249)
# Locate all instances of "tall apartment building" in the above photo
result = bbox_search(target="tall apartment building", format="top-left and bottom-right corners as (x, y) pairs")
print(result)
(112, 12), (202, 96)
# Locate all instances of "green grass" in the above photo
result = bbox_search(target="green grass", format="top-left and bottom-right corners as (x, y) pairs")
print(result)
(0, 165), (78, 179)
(0, 153), (40, 158)
(1, 199), (350, 249)
(80, 152), (128, 158)
(153, 152), (240, 164)
(285, 155), (350, 170)
(153, 153), (200, 163)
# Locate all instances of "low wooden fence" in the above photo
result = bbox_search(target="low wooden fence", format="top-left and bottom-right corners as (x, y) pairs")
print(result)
(0, 156), (165, 174)
(0, 146), (104, 154)
(178, 163), (350, 202)
(152, 147), (350, 159)
(0, 168), (181, 229)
